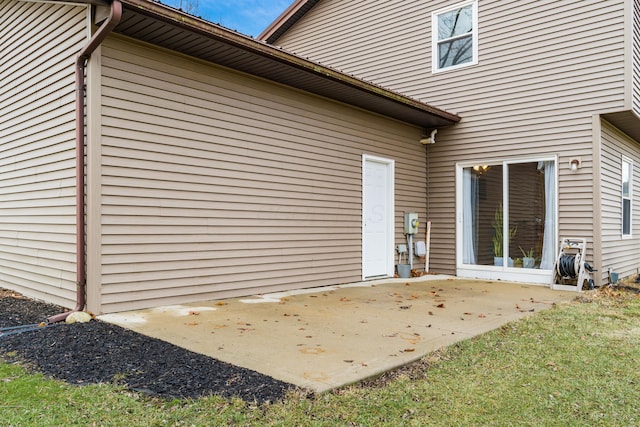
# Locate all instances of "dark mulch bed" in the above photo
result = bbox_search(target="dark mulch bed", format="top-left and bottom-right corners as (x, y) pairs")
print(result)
(0, 289), (295, 403)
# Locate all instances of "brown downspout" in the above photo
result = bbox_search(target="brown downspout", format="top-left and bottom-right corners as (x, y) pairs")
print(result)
(48, 0), (122, 324)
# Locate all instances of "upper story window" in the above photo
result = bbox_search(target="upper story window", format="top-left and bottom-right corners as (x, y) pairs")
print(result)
(622, 156), (633, 238)
(432, 1), (478, 73)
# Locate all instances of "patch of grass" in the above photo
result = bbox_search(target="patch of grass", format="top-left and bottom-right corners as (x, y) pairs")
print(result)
(3, 289), (640, 426)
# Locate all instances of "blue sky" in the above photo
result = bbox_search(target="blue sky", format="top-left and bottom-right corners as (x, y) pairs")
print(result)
(162, 0), (293, 37)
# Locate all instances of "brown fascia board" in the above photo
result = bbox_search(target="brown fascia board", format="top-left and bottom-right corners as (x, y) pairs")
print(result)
(257, 0), (318, 44)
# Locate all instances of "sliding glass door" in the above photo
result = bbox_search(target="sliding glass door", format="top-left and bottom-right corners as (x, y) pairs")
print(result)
(458, 159), (556, 279)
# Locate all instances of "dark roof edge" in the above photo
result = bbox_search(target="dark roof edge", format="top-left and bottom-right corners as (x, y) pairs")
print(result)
(21, 0), (108, 5)
(257, 0), (318, 44)
(119, 0), (460, 125)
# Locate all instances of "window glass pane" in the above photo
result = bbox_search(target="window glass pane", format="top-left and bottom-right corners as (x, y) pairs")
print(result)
(438, 5), (473, 40)
(622, 161), (631, 197)
(508, 162), (547, 269)
(438, 36), (473, 68)
(623, 199), (631, 235)
(622, 159), (632, 236)
(462, 164), (502, 266)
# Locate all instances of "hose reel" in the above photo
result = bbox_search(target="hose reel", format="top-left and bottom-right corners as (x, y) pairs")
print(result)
(557, 253), (580, 278)
(551, 238), (595, 291)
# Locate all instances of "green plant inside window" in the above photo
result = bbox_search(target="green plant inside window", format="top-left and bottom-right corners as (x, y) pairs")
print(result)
(492, 203), (517, 258)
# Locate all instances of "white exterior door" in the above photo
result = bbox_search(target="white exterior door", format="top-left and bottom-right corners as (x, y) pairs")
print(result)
(362, 155), (394, 278)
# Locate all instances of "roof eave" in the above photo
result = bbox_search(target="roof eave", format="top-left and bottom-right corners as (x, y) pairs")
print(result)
(116, 0), (459, 128)
(601, 110), (640, 143)
(19, 0), (108, 5)
(257, 0), (318, 44)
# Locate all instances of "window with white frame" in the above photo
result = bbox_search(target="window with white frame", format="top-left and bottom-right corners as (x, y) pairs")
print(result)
(622, 157), (633, 237)
(432, 1), (478, 72)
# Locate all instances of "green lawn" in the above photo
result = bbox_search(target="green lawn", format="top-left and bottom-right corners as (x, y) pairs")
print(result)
(2, 288), (640, 426)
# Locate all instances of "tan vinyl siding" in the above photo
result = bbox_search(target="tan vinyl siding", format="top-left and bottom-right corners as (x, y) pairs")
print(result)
(276, 0), (628, 276)
(0, 0), (86, 307)
(276, 1), (627, 105)
(634, 0), (640, 115)
(600, 121), (640, 283)
(96, 36), (426, 313)
(275, 0), (427, 93)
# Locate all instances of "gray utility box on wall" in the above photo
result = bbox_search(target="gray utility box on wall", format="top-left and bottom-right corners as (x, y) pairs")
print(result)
(404, 212), (419, 235)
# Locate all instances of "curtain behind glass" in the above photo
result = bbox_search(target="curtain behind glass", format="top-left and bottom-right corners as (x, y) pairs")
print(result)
(540, 161), (556, 269)
(463, 168), (477, 264)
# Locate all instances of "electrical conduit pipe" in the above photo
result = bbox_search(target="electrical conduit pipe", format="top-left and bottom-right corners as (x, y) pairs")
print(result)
(48, 0), (122, 323)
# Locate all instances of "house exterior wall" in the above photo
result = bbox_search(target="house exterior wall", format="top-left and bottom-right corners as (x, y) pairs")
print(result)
(273, 0), (629, 278)
(90, 36), (427, 313)
(633, 0), (640, 115)
(0, 0), (87, 307)
(600, 120), (640, 283)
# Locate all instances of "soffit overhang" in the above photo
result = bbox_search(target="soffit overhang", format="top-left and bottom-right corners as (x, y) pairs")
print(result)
(108, 0), (460, 129)
(602, 111), (640, 144)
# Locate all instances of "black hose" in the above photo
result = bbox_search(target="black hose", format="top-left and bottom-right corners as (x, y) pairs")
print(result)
(558, 254), (577, 278)
(0, 323), (56, 338)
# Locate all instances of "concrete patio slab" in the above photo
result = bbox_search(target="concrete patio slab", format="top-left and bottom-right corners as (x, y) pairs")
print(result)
(99, 276), (576, 393)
